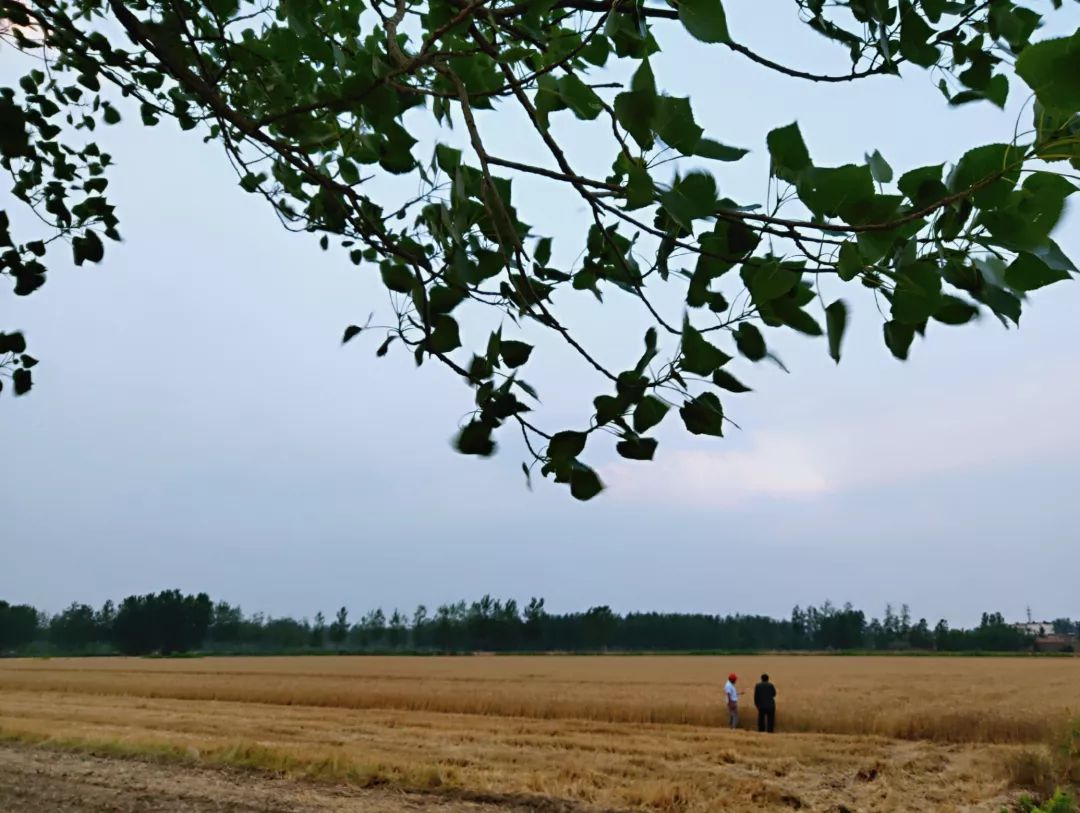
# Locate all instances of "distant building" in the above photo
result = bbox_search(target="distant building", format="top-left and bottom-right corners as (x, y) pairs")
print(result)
(1013, 621), (1054, 637)
(1034, 634), (1076, 653)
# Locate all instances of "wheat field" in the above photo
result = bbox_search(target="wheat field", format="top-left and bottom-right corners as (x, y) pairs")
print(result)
(2, 655), (1078, 812)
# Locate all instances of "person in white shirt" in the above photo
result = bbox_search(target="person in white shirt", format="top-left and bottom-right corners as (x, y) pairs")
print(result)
(724, 672), (739, 729)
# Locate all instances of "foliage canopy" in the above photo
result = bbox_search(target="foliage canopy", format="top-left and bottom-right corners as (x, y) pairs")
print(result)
(1, 0), (1078, 497)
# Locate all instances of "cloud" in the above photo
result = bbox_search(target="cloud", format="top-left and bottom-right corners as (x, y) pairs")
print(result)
(601, 432), (833, 507)
(602, 356), (1080, 507)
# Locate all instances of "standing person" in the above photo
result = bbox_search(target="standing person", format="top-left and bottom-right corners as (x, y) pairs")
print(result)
(724, 672), (739, 729)
(754, 673), (777, 733)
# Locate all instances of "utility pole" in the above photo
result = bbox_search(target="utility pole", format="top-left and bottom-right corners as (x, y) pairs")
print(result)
(1027, 605), (1033, 624)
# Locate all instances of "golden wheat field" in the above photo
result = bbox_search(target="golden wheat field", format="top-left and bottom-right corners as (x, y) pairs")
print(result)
(1, 655), (1078, 812)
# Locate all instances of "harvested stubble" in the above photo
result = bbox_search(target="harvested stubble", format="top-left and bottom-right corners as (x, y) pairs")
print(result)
(1, 654), (1077, 812)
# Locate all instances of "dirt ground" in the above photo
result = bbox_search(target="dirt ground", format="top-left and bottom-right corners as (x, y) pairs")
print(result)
(0, 745), (558, 813)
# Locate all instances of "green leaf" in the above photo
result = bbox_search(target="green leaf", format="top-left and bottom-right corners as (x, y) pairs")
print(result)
(0, 332), (27, 354)
(428, 315), (461, 354)
(680, 322), (730, 375)
(559, 74), (604, 120)
(742, 259), (798, 304)
(1004, 252), (1071, 292)
(772, 297), (823, 335)
(623, 157), (655, 210)
(342, 325), (363, 344)
(1015, 32), (1080, 113)
(734, 323), (766, 361)
(500, 340), (533, 368)
(695, 139), (748, 162)
(866, 150), (893, 184)
(949, 144), (1021, 209)
(891, 261), (942, 325)
(548, 430), (587, 462)
(680, 392), (725, 436)
(712, 368), (751, 393)
(677, 0), (730, 43)
(975, 283), (1022, 325)
(613, 61), (657, 150)
(898, 1), (941, 67)
(633, 395), (670, 433)
(595, 394), (625, 426)
(932, 295), (979, 325)
(455, 421), (496, 456)
(661, 171), (717, 228)
(883, 320), (915, 360)
(435, 144), (462, 173)
(569, 463), (604, 501)
(898, 164), (947, 209)
(652, 96), (703, 154)
(837, 242), (863, 282)
(19, 354), (38, 368)
(825, 300), (848, 363)
(616, 436), (658, 461)
(381, 264), (416, 293)
(534, 74), (567, 128)
(72, 231), (104, 266)
(534, 237), (552, 267)
(767, 123), (811, 183)
(12, 367), (31, 395)
(797, 165), (875, 219)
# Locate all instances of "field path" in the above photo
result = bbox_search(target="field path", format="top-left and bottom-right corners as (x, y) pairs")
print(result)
(0, 745), (562, 813)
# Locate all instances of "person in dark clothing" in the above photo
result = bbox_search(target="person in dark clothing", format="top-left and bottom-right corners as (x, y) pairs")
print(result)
(754, 674), (777, 733)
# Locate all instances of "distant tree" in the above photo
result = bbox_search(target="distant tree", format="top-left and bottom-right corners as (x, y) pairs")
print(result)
(48, 602), (99, 651)
(387, 609), (407, 649)
(865, 617), (885, 651)
(583, 606), (618, 650)
(523, 597), (547, 648)
(96, 600), (115, 638)
(815, 604), (865, 650)
(328, 607), (349, 647)
(411, 605), (429, 649)
(264, 616), (309, 649)
(0, 600), (39, 652)
(210, 601), (243, 643)
(310, 611), (326, 649)
(933, 619), (950, 651)
(908, 618), (933, 650)
(1057, 619), (1080, 636)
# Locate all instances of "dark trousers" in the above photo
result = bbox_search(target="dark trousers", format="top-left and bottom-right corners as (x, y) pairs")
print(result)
(757, 707), (775, 733)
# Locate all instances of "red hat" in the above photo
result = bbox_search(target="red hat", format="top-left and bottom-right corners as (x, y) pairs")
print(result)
(728, 673), (737, 681)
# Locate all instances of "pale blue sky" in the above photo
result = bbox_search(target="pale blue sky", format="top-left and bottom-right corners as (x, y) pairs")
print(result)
(2, 2), (1078, 627)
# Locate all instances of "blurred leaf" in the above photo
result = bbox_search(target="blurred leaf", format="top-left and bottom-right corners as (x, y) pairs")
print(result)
(500, 340), (533, 368)
(767, 122), (811, 182)
(455, 421), (496, 456)
(569, 463), (604, 501)
(1005, 252), (1071, 292)
(680, 322), (730, 375)
(678, 0), (729, 43)
(616, 436), (657, 461)
(712, 368), (751, 393)
(866, 149), (893, 184)
(1016, 33), (1080, 113)
(734, 323), (766, 361)
(825, 300), (848, 363)
(633, 395), (670, 433)
(680, 392), (724, 436)
(548, 430), (587, 462)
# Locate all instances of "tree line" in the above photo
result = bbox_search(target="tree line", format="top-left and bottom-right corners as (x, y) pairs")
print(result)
(4, 593), (1075, 656)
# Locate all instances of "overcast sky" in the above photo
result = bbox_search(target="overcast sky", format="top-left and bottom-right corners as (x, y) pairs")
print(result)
(2, 2), (1078, 628)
